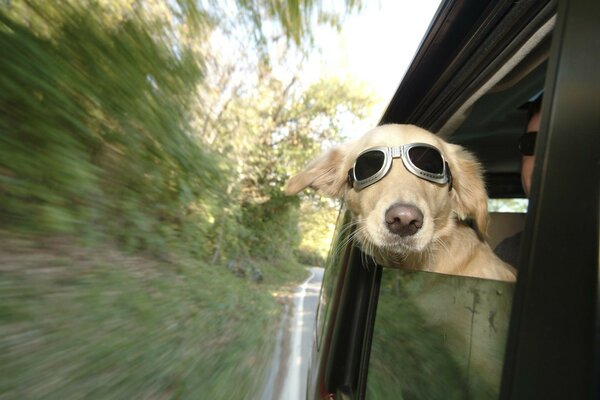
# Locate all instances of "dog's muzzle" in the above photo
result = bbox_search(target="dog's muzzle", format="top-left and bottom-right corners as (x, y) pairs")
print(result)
(385, 204), (423, 237)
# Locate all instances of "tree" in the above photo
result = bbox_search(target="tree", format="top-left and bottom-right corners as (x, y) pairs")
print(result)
(1, 0), (369, 262)
(198, 48), (374, 261)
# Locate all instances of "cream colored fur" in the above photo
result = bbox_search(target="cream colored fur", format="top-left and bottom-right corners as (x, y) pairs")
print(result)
(286, 124), (516, 282)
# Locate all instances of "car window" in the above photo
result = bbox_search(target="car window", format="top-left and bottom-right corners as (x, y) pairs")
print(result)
(366, 269), (515, 399)
(488, 199), (528, 213)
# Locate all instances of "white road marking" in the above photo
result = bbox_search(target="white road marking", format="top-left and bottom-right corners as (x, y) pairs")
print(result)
(281, 268), (317, 400)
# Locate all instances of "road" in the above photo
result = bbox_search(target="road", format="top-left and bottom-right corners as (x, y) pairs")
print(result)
(261, 267), (324, 400)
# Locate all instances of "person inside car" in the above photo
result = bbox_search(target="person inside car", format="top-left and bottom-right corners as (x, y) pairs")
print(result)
(494, 95), (542, 268)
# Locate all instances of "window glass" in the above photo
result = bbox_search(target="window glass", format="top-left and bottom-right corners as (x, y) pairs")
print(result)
(366, 269), (515, 399)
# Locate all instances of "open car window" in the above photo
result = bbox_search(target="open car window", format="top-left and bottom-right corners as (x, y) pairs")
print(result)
(366, 269), (514, 399)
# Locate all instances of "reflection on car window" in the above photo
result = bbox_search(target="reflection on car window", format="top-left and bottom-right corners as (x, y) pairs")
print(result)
(316, 207), (351, 349)
(366, 269), (515, 399)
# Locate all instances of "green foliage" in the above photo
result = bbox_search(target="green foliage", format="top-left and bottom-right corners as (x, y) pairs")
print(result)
(295, 197), (340, 261)
(240, 193), (301, 260)
(0, 3), (225, 254)
(1, 1), (372, 263)
(0, 236), (307, 399)
(293, 247), (325, 266)
(201, 72), (373, 262)
(235, 0), (363, 48)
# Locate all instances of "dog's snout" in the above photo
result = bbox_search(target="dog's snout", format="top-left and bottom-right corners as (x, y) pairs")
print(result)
(385, 204), (423, 237)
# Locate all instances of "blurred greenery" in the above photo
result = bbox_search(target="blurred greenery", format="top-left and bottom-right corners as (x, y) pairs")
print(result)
(0, 0), (371, 398)
(0, 234), (307, 399)
(0, 0), (372, 261)
(0, 1), (221, 255)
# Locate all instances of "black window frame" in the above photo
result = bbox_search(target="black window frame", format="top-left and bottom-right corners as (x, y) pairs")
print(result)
(499, 0), (600, 397)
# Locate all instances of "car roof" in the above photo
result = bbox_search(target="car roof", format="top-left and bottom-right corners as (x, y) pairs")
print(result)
(379, 0), (556, 198)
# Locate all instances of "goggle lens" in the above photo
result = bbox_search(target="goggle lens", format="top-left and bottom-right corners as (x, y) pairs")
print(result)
(355, 150), (386, 180)
(407, 146), (444, 174)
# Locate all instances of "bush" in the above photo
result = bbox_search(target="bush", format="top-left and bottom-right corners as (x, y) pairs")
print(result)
(240, 193), (301, 261)
(294, 247), (325, 266)
(0, 5), (226, 254)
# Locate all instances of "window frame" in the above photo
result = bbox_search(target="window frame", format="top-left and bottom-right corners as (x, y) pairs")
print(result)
(499, 0), (600, 397)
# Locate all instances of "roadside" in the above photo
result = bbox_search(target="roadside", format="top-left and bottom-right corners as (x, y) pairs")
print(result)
(0, 233), (307, 399)
(261, 267), (324, 400)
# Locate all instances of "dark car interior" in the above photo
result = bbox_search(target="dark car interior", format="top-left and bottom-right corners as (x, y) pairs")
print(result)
(449, 56), (548, 199)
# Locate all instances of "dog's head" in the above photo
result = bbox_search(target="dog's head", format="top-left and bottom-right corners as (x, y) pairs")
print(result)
(286, 124), (489, 262)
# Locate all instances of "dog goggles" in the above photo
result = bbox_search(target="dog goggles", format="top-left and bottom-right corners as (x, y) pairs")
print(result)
(347, 143), (452, 191)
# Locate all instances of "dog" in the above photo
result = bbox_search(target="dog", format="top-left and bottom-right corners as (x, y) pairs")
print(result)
(286, 124), (516, 282)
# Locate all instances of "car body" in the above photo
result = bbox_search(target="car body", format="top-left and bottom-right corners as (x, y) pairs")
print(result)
(306, 0), (599, 399)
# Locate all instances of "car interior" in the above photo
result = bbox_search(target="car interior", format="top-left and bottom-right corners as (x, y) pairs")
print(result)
(447, 39), (552, 250)
(451, 37), (552, 250)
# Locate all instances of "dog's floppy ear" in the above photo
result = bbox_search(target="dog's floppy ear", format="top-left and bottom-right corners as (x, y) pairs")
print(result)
(285, 146), (348, 198)
(446, 143), (490, 236)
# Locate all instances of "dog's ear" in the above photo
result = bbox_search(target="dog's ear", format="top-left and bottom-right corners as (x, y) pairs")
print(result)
(285, 146), (348, 198)
(446, 143), (490, 236)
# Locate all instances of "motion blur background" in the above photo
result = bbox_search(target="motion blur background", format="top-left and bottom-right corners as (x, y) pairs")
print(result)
(0, 1), (437, 398)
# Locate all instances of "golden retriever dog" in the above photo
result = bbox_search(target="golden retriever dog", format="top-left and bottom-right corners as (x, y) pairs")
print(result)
(286, 124), (516, 281)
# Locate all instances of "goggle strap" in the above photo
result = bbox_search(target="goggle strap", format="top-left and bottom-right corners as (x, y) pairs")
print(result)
(347, 168), (354, 186)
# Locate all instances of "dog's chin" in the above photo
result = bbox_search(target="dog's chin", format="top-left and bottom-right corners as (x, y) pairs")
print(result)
(367, 225), (431, 251)
(355, 228), (432, 267)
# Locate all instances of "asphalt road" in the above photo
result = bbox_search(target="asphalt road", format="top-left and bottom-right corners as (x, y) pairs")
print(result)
(260, 267), (324, 400)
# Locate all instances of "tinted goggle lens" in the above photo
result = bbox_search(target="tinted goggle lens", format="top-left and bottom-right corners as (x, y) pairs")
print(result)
(355, 150), (386, 180)
(519, 132), (537, 156)
(407, 146), (444, 174)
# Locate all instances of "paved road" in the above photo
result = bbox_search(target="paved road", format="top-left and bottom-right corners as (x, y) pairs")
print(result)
(261, 267), (324, 400)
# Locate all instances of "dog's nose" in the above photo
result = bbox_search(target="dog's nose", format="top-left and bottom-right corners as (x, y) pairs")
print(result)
(385, 204), (424, 236)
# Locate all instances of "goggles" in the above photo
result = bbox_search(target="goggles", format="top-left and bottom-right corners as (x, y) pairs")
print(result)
(518, 131), (537, 156)
(347, 143), (452, 191)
